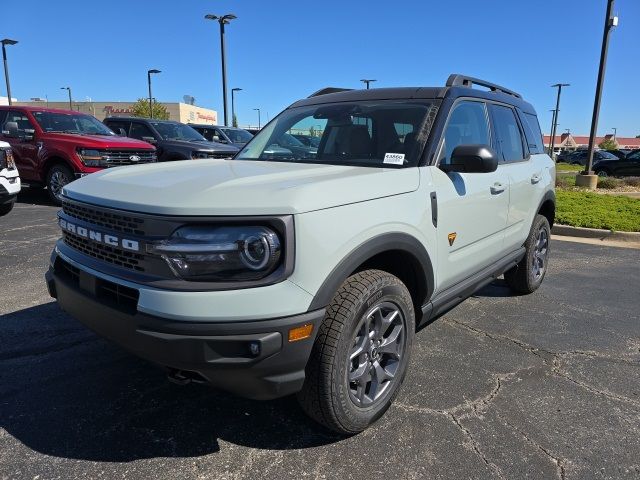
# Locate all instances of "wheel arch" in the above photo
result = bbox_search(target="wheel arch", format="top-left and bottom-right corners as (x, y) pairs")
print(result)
(537, 190), (556, 227)
(307, 233), (434, 319)
(43, 155), (75, 178)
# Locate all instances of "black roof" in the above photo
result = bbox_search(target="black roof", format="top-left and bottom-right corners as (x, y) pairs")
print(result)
(290, 74), (537, 115)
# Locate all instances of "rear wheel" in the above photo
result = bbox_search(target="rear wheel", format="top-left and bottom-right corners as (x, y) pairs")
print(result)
(595, 168), (610, 177)
(504, 214), (550, 294)
(46, 164), (74, 205)
(297, 269), (415, 434)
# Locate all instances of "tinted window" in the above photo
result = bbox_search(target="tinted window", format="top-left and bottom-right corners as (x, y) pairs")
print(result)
(33, 111), (114, 135)
(130, 122), (155, 140)
(440, 101), (490, 165)
(597, 151), (618, 160)
(522, 112), (544, 154)
(491, 105), (525, 162)
(106, 120), (130, 136)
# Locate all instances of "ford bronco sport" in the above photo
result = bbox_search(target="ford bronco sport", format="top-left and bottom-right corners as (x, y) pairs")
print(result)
(46, 74), (555, 434)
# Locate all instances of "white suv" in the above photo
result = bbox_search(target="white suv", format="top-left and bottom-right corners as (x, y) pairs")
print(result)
(0, 140), (21, 216)
(46, 75), (555, 434)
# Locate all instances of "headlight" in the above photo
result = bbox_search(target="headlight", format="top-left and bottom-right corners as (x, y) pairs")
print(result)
(77, 148), (109, 167)
(147, 225), (282, 281)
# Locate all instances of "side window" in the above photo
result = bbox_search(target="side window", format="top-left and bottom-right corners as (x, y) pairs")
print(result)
(521, 112), (544, 154)
(106, 120), (130, 136)
(490, 105), (525, 163)
(129, 122), (154, 140)
(3, 110), (35, 133)
(439, 101), (490, 165)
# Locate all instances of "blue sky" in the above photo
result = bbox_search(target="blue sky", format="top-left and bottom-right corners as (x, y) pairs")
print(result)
(4, 0), (639, 136)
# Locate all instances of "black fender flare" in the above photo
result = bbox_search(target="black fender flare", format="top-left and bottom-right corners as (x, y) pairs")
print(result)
(536, 189), (556, 226)
(307, 232), (434, 311)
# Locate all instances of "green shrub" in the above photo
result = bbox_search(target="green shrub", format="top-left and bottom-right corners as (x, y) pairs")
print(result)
(556, 175), (576, 189)
(623, 177), (640, 187)
(597, 177), (621, 189)
(556, 190), (640, 232)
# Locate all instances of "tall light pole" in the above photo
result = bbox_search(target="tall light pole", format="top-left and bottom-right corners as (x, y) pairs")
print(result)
(549, 83), (570, 159)
(612, 127), (617, 139)
(2, 39), (18, 105)
(205, 13), (237, 127)
(231, 87), (242, 127)
(360, 79), (376, 89)
(147, 69), (161, 118)
(548, 109), (557, 152)
(583, 0), (618, 182)
(60, 87), (72, 110)
(253, 108), (261, 129)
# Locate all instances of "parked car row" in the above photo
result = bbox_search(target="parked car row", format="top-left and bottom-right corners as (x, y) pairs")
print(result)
(0, 105), (256, 206)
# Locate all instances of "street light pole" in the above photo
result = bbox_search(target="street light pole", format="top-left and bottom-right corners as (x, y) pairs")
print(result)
(61, 87), (72, 110)
(360, 79), (376, 89)
(612, 127), (617, 139)
(253, 108), (261, 129)
(147, 69), (161, 119)
(231, 87), (242, 127)
(549, 83), (569, 159)
(1, 39), (17, 106)
(205, 14), (237, 127)
(584, 0), (618, 178)
(548, 109), (557, 153)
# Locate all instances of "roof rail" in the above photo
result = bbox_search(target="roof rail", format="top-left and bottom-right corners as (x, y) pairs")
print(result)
(446, 74), (522, 99)
(308, 87), (354, 98)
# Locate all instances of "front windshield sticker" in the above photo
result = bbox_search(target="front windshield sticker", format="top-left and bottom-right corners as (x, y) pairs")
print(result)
(383, 153), (405, 165)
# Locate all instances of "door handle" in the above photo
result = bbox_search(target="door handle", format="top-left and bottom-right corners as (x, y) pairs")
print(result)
(490, 182), (506, 194)
(531, 173), (542, 184)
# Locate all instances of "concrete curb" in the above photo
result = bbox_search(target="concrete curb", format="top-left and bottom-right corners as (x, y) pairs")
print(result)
(552, 224), (640, 243)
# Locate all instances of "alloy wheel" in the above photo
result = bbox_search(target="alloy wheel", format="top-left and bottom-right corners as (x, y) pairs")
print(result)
(49, 170), (69, 201)
(347, 301), (406, 407)
(532, 226), (549, 280)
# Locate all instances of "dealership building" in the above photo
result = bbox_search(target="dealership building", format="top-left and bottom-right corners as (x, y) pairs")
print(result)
(13, 100), (218, 125)
(544, 133), (640, 154)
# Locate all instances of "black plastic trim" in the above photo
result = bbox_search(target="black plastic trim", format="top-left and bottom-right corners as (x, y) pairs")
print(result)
(430, 192), (438, 227)
(420, 247), (525, 326)
(308, 233), (434, 311)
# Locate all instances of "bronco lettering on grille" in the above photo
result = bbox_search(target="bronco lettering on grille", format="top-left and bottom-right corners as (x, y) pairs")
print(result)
(59, 218), (140, 252)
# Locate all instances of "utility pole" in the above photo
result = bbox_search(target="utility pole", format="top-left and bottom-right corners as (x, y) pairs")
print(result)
(580, 0), (618, 188)
(1, 39), (17, 105)
(549, 84), (569, 159)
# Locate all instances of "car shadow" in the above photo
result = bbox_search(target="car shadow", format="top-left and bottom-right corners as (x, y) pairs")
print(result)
(472, 278), (515, 298)
(17, 185), (57, 207)
(0, 302), (343, 463)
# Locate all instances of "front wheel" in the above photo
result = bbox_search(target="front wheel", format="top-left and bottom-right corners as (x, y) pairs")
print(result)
(595, 169), (609, 177)
(46, 164), (74, 205)
(297, 269), (415, 434)
(504, 214), (551, 294)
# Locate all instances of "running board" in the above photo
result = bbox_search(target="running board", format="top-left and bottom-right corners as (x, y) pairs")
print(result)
(419, 247), (525, 326)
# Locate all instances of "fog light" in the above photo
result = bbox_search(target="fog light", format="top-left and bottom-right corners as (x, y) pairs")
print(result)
(288, 324), (313, 342)
(249, 341), (261, 356)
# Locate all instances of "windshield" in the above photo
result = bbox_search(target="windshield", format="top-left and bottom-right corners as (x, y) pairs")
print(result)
(598, 151), (618, 160)
(33, 111), (115, 136)
(151, 122), (206, 141)
(220, 128), (253, 144)
(237, 100), (433, 167)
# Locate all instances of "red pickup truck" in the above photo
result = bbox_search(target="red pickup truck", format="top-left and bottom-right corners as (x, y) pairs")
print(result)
(0, 106), (156, 204)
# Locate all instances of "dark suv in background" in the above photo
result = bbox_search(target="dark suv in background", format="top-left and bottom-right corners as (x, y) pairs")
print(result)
(189, 124), (254, 148)
(104, 117), (238, 162)
(0, 106), (157, 204)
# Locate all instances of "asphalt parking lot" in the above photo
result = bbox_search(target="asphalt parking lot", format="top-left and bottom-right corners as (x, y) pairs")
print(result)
(1, 190), (639, 480)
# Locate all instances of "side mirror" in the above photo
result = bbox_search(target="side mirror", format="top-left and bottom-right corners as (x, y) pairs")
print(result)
(142, 136), (157, 144)
(3, 121), (20, 138)
(441, 145), (498, 173)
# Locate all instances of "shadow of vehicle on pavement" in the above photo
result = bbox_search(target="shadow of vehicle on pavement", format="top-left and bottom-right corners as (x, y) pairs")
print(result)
(0, 302), (342, 463)
(17, 186), (58, 207)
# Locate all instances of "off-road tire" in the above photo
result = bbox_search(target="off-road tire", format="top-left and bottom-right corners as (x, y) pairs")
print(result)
(504, 214), (551, 294)
(46, 164), (74, 205)
(297, 269), (415, 434)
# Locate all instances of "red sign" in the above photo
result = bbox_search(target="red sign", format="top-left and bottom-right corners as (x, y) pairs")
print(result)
(103, 105), (133, 115)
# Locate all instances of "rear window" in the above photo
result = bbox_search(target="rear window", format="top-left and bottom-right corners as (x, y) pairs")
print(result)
(521, 112), (545, 154)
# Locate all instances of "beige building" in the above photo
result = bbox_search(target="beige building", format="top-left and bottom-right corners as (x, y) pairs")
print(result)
(15, 100), (218, 125)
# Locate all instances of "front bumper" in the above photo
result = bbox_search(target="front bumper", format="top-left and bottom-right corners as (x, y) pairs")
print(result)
(46, 253), (324, 400)
(0, 171), (21, 204)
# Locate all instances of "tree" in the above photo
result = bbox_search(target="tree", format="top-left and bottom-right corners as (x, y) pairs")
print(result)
(130, 98), (169, 120)
(598, 137), (618, 150)
(232, 113), (238, 128)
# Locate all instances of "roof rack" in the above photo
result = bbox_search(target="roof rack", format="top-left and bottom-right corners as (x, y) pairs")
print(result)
(308, 87), (354, 98)
(446, 74), (522, 99)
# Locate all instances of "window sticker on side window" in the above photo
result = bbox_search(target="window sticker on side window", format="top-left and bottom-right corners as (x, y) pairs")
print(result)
(383, 153), (405, 165)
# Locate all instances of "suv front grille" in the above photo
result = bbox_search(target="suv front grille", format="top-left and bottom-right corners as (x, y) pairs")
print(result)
(62, 201), (146, 236)
(63, 231), (145, 272)
(104, 150), (156, 167)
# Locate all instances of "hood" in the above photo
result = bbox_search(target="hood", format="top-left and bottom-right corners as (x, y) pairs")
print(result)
(161, 139), (239, 153)
(63, 160), (420, 215)
(45, 133), (154, 149)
